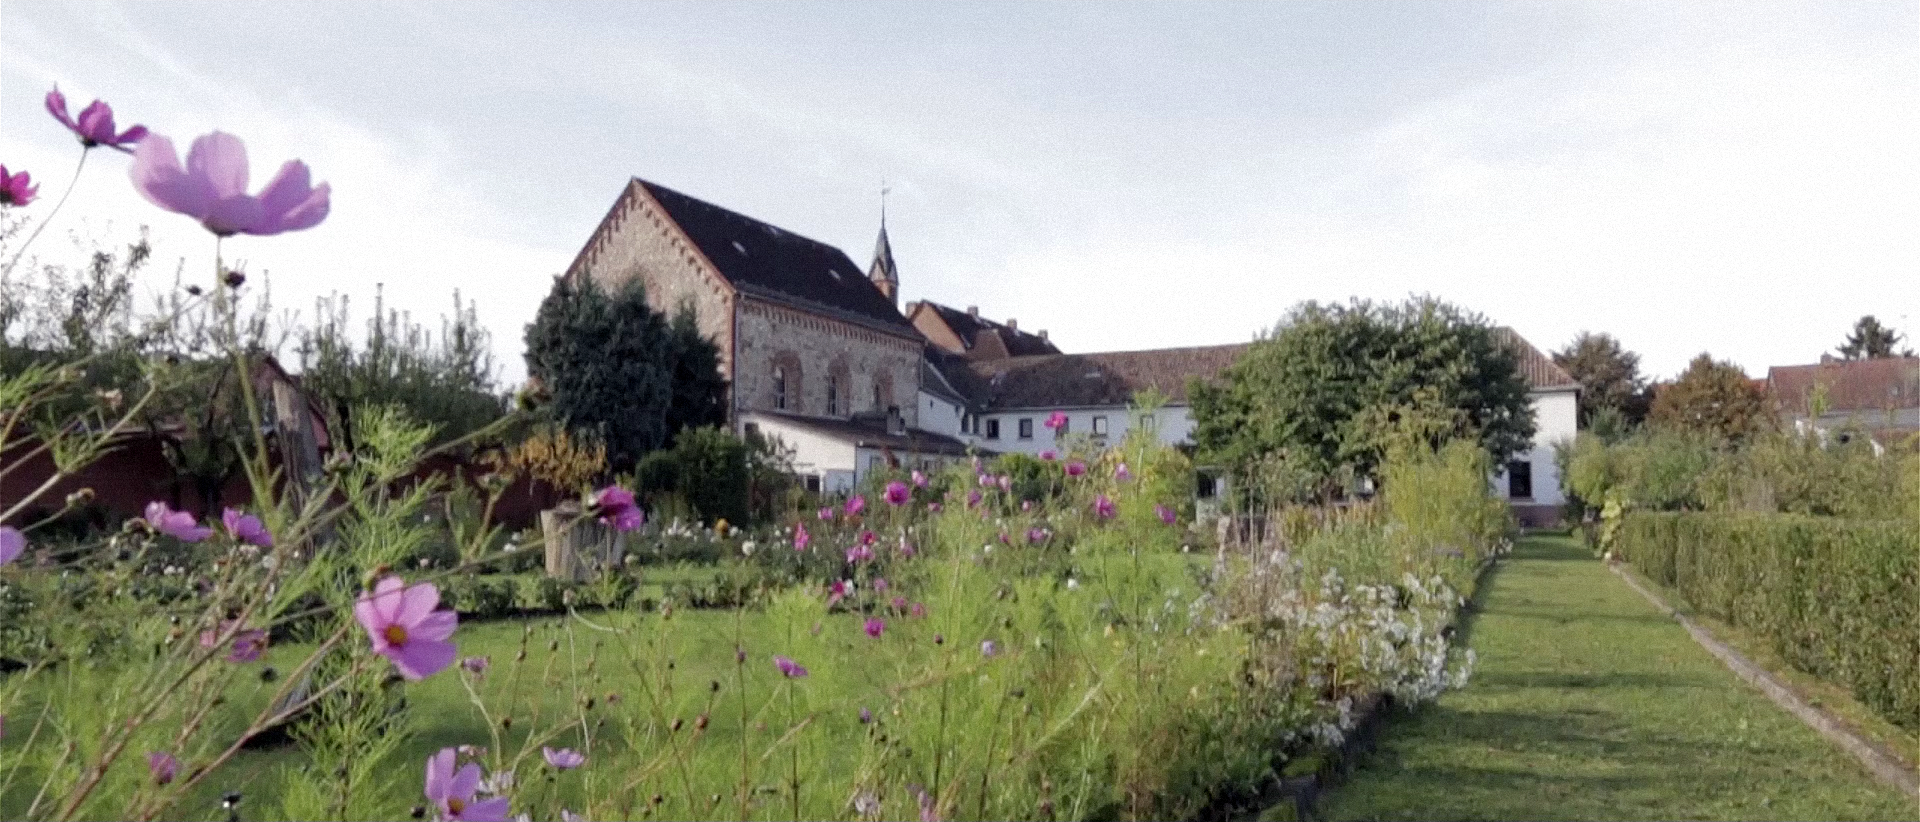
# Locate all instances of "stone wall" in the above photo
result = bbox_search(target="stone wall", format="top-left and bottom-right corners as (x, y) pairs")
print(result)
(566, 180), (736, 379)
(735, 296), (922, 428)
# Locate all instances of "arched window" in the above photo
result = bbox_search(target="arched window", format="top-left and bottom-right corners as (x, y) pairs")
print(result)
(872, 380), (883, 411)
(827, 375), (839, 415)
(773, 366), (787, 410)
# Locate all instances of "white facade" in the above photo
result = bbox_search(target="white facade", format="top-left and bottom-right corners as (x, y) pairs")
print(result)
(960, 405), (1199, 455)
(743, 413), (860, 495)
(916, 389), (967, 444)
(1497, 388), (1578, 511)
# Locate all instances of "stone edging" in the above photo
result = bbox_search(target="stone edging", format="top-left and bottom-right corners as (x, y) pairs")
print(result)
(1606, 561), (1920, 799)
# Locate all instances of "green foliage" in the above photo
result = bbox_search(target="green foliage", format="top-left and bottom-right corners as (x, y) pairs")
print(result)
(1835, 314), (1913, 360)
(295, 289), (506, 449)
(1551, 330), (1651, 427)
(636, 426), (750, 525)
(1562, 428), (1910, 519)
(1615, 512), (1920, 731)
(1648, 353), (1774, 443)
(523, 278), (726, 473)
(1381, 440), (1513, 565)
(1192, 295), (1534, 501)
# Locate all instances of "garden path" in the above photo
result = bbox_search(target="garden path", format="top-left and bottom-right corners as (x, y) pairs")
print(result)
(1320, 533), (1919, 821)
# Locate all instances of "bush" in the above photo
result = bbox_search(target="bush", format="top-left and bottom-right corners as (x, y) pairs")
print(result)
(637, 426), (750, 525)
(1615, 512), (1920, 730)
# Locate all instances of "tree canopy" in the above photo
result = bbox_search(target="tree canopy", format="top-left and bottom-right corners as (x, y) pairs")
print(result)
(522, 276), (728, 473)
(1190, 296), (1535, 502)
(1836, 315), (1913, 360)
(1647, 353), (1773, 443)
(1552, 331), (1651, 428)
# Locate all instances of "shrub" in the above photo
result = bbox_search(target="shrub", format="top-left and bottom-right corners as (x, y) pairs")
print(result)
(1615, 512), (1920, 730)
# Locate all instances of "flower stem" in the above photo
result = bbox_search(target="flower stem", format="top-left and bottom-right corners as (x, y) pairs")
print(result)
(1, 148), (88, 280)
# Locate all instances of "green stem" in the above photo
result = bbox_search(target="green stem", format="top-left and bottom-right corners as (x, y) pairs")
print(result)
(1, 148), (88, 279)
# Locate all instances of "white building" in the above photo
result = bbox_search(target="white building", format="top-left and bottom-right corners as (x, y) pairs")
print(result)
(1495, 328), (1581, 526)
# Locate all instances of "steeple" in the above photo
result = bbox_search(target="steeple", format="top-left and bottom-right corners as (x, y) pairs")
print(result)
(868, 183), (898, 303)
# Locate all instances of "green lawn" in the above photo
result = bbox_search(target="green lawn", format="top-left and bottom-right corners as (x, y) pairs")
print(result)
(1322, 533), (1919, 822)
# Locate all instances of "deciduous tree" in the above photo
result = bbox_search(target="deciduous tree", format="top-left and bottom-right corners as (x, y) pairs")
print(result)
(1648, 353), (1773, 443)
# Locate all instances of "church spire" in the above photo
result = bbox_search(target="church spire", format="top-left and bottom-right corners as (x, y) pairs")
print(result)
(868, 182), (898, 304)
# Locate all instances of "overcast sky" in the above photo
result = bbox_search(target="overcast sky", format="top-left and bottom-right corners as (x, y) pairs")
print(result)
(3, 1), (1914, 386)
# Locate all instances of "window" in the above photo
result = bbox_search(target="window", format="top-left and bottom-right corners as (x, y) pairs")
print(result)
(986, 419), (1000, 440)
(827, 375), (839, 415)
(804, 475), (821, 494)
(1018, 418), (1033, 439)
(1138, 413), (1158, 434)
(1091, 416), (1108, 436)
(773, 367), (787, 410)
(1506, 460), (1533, 499)
(868, 455), (883, 472)
(873, 382), (883, 410)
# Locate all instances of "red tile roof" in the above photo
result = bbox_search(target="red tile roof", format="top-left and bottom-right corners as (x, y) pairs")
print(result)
(1767, 357), (1920, 417)
(965, 343), (1249, 409)
(1497, 327), (1580, 391)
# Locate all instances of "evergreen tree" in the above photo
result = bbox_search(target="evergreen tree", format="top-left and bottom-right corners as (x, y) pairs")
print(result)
(1836, 315), (1912, 360)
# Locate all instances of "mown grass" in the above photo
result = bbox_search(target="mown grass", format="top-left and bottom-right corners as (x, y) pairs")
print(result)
(1321, 533), (1919, 822)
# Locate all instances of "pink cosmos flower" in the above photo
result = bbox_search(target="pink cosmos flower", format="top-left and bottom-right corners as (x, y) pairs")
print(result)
(221, 508), (273, 547)
(981, 640), (999, 658)
(897, 534), (917, 557)
(1021, 500), (1033, 512)
(593, 486), (643, 532)
(147, 751), (178, 785)
(355, 576), (458, 681)
(860, 530), (878, 546)
(911, 470), (928, 487)
(818, 506), (835, 521)
(542, 746), (587, 770)
(0, 166), (36, 206)
(828, 579), (853, 606)
(846, 544), (874, 564)
(1027, 527), (1048, 544)
(872, 577), (889, 593)
(45, 87), (147, 151)
(859, 706), (874, 724)
(143, 501), (213, 542)
(1039, 450), (1057, 461)
(200, 622), (268, 663)
(773, 655), (808, 678)
(998, 475), (1012, 492)
(891, 596), (909, 612)
(1094, 495), (1116, 519)
(131, 131), (330, 237)
(461, 656), (490, 675)
(1156, 504), (1177, 525)
(845, 495), (866, 517)
(927, 501), (941, 512)
(425, 748), (511, 822)
(1115, 463), (1132, 482)
(1065, 461), (1086, 477)
(864, 618), (885, 638)
(793, 521), (810, 551)
(966, 490), (982, 508)
(0, 526), (24, 565)
(977, 473), (992, 487)
(910, 602), (927, 618)
(1044, 412), (1068, 431)
(884, 481), (910, 506)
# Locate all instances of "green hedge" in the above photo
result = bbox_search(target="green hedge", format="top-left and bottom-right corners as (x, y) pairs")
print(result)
(1616, 512), (1920, 730)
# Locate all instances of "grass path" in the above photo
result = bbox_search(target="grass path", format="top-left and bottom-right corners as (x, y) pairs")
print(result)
(1322, 533), (1919, 822)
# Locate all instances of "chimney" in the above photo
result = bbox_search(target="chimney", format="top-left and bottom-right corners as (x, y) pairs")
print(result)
(1038, 329), (1048, 341)
(967, 305), (978, 318)
(1820, 353), (1834, 364)
(1006, 318), (1017, 332)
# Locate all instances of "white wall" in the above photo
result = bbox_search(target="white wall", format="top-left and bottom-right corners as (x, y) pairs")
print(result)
(1496, 389), (1577, 507)
(916, 390), (966, 441)
(740, 413), (856, 492)
(968, 405), (1198, 456)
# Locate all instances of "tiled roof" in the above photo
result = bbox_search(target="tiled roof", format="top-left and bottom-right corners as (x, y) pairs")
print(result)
(746, 410), (982, 457)
(1496, 327), (1580, 391)
(636, 179), (918, 338)
(965, 343), (1249, 409)
(1767, 357), (1920, 417)
(926, 302), (1060, 358)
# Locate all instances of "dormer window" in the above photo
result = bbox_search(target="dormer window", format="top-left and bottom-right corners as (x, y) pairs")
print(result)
(773, 366), (788, 410)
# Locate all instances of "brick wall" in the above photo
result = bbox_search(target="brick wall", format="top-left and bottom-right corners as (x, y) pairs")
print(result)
(735, 296), (922, 428)
(568, 181), (737, 379)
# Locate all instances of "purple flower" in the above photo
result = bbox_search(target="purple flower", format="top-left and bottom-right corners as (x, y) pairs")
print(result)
(1094, 495), (1116, 520)
(911, 470), (928, 487)
(846, 544), (874, 564)
(860, 530), (877, 546)
(966, 490), (982, 509)
(1065, 461), (1086, 477)
(1021, 500), (1033, 512)
(998, 475), (1012, 492)
(845, 495), (866, 517)
(355, 576), (458, 681)
(773, 655), (808, 678)
(1044, 412), (1068, 431)
(1155, 504), (1177, 525)
(872, 577), (889, 593)
(827, 579), (853, 606)
(884, 481), (911, 506)
(542, 746), (587, 770)
(818, 506), (836, 521)
(0, 527), (24, 565)
(859, 706), (873, 724)
(977, 473), (992, 487)
(1039, 450), (1057, 461)
(45, 86), (147, 151)
(461, 656), (491, 675)
(1026, 527), (1048, 544)
(897, 535), (916, 557)
(131, 131), (330, 237)
(981, 640), (999, 658)
(147, 751), (178, 785)
(864, 618), (885, 638)
(910, 602), (927, 618)
(143, 501), (213, 542)
(793, 521), (810, 551)
(593, 486), (643, 532)
(425, 748), (511, 822)
(221, 508), (273, 547)
(0, 166), (37, 207)
(1115, 463), (1132, 482)
(927, 501), (942, 512)
(200, 622), (268, 663)
(891, 596), (909, 612)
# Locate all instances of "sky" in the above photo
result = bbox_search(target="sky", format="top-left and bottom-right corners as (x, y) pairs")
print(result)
(2, 1), (1915, 387)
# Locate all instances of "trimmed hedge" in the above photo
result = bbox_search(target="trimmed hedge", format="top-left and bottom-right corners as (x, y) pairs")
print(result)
(1616, 512), (1920, 730)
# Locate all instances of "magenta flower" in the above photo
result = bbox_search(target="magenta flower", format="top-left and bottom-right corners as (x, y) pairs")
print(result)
(1115, 463), (1132, 482)
(845, 495), (866, 517)
(927, 501), (941, 512)
(860, 529), (877, 546)
(130, 131), (329, 237)
(793, 521), (810, 551)
(872, 577), (889, 593)
(143, 501), (213, 542)
(773, 655), (808, 678)
(1039, 450), (1057, 461)
(1044, 412), (1068, 431)
(45, 87), (147, 151)
(1026, 527), (1048, 544)
(891, 596), (909, 612)
(542, 746), (587, 770)
(355, 576), (458, 681)
(884, 481), (910, 506)
(425, 748), (511, 822)
(977, 473), (992, 487)
(200, 622), (268, 663)
(997, 475), (1012, 492)
(827, 579), (853, 606)
(1094, 495), (1116, 519)
(981, 640), (999, 658)
(147, 751), (178, 785)
(1155, 504), (1177, 525)
(966, 490), (982, 508)
(0, 166), (36, 207)
(221, 508), (273, 548)
(0, 527), (24, 565)
(593, 486), (643, 532)
(846, 544), (874, 564)
(910, 602), (927, 618)
(1065, 461), (1086, 477)
(911, 470), (928, 487)
(864, 618), (885, 638)
(461, 656), (491, 675)
(818, 506), (835, 521)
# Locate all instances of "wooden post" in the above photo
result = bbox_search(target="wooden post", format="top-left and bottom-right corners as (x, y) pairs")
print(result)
(542, 503), (624, 582)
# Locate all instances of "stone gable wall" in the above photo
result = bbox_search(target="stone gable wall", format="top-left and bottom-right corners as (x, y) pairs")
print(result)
(568, 182), (736, 379)
(736, 296), (922, 429)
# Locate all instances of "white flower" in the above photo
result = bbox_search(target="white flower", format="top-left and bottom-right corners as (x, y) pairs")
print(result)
(1066, 578), (1079, 590)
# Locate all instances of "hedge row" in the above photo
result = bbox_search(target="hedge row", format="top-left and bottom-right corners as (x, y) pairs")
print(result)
(1616, 512), (1920, 730)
